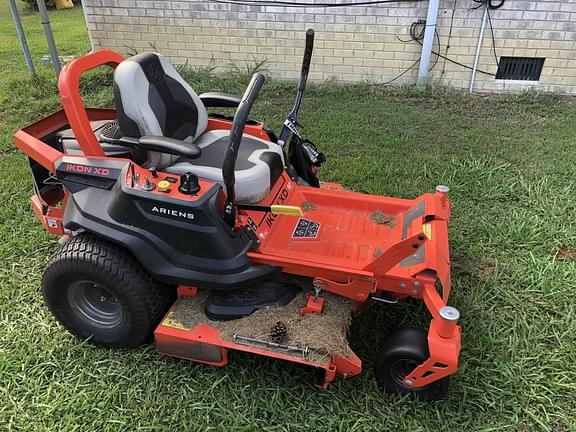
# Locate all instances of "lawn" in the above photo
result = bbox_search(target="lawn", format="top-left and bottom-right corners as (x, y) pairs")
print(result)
(1, 2), (576, 431)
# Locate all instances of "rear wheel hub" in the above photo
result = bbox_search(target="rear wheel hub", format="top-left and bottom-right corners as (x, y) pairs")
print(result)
(67, 281), (123, 328)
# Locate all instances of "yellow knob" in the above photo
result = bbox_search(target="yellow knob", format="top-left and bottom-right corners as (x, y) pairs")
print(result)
(158, 180), (170, 192)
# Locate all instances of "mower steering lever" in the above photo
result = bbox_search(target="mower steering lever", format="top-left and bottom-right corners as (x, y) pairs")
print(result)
(222, 73), (266, 226)
(278, 28), (314, 147)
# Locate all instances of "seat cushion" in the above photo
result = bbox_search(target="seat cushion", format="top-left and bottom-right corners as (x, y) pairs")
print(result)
(165, 130), (284, 204)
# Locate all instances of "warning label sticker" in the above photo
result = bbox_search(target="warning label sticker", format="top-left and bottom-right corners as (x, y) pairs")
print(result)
(423, 223), (432, 240)
(292, 218), (320, 239)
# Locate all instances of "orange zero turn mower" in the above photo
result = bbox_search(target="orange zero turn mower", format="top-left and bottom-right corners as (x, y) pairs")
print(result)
(15, 29), (461, 401)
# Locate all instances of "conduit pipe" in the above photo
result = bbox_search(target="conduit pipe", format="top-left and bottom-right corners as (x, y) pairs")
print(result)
(416, 0), (440, 89)
(469, 3), (489, 92)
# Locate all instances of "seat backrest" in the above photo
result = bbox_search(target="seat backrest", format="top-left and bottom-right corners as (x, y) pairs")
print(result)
(113, 52), (208, 166)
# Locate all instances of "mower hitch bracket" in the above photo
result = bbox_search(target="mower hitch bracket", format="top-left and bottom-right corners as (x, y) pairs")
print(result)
(300, 293), (325, 316)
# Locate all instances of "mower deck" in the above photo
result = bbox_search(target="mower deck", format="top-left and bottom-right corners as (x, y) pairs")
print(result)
(155, 288), (361, 387)
(258, 187), (409, 270)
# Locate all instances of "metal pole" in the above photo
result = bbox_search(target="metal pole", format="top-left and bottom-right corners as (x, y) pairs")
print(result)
(36, 0), (61, 78)
(416, 0), (440, 89)
(469, 4), (488, 93)
(9, 0), (36, 76)
(81, 2), (94, 51)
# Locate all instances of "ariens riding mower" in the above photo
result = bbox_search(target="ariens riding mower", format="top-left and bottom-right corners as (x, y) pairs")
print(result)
(15, 29), (461, 401)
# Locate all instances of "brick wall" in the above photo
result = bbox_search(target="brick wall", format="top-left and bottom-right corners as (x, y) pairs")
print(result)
(83, 0), (576, 94)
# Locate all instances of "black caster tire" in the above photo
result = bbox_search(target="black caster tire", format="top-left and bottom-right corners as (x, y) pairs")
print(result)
(375, 328), (450, 402)
(42, 234), (175, 348)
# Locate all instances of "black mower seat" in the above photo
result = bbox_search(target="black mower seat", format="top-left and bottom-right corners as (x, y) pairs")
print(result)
(112, 52), (284, 204)
(57, 120), (132, 158)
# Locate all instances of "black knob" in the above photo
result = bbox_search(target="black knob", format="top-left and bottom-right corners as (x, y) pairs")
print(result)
(178, 172), (200, 195)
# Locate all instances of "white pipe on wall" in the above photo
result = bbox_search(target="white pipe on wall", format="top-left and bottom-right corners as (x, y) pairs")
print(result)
(416, 0), (440, 89)
(469, 4), (489, 92)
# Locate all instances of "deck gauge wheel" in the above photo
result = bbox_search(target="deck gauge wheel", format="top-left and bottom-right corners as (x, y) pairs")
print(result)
(375, 328), (450, 402)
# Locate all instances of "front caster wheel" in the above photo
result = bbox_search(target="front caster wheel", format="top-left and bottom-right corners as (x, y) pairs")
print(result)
(375, 328), (450, 402)
(42, 234), (175, 348)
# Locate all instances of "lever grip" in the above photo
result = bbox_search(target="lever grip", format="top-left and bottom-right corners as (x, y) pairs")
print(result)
(229, 73), (265, 158)
(299, 28), (315, 92)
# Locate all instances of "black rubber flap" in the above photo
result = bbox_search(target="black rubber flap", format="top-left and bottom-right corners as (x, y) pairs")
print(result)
(205, 281), (299, 321)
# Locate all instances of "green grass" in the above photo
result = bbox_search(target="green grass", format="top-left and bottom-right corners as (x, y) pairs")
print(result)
(1, 2), (576, 431)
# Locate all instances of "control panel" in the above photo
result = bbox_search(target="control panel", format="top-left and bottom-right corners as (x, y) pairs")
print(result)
(125, 163), (214, 201)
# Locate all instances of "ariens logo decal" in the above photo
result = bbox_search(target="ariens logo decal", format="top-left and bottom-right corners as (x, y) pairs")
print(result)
(151, 206), (195, 220)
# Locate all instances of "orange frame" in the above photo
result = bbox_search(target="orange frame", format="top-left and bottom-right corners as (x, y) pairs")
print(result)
(15, 49), (461, 391)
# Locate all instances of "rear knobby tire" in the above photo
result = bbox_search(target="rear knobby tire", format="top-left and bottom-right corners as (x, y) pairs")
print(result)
(42, 234), (175, 348)
(375, 328), (450, 402)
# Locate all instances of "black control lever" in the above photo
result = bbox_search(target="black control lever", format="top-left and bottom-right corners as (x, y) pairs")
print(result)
(222, 73), (266, 227)
(278, 28), (314, 148)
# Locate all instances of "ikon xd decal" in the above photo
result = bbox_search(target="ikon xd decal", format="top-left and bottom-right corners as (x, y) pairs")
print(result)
(63, 164), (114, 177)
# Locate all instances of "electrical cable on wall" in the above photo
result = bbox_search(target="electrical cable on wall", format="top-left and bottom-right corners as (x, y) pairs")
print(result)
(377, 22), (442, 86)
(486, 6), (500, 67)
(396, 20), (440, 71)
(470, 0), (504, 68)
(378, 58), (420, 85)
(397, 20), (496, 76)
(207, 0), (426, 7)
(441, 0), (457, 75)
(472, 0), (505, 9)
(425, 42), (496, 76)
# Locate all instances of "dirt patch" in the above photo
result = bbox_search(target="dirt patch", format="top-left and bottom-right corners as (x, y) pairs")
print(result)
(477, 258), (496, 280)
(165, 288), (354, 365)
(556, 244), (576, 260)
(301, 201), (317, 212)
(370, 211), (395, 227)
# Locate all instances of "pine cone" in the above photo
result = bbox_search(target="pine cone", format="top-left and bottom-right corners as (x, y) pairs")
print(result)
(270, 321), (288, 344)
